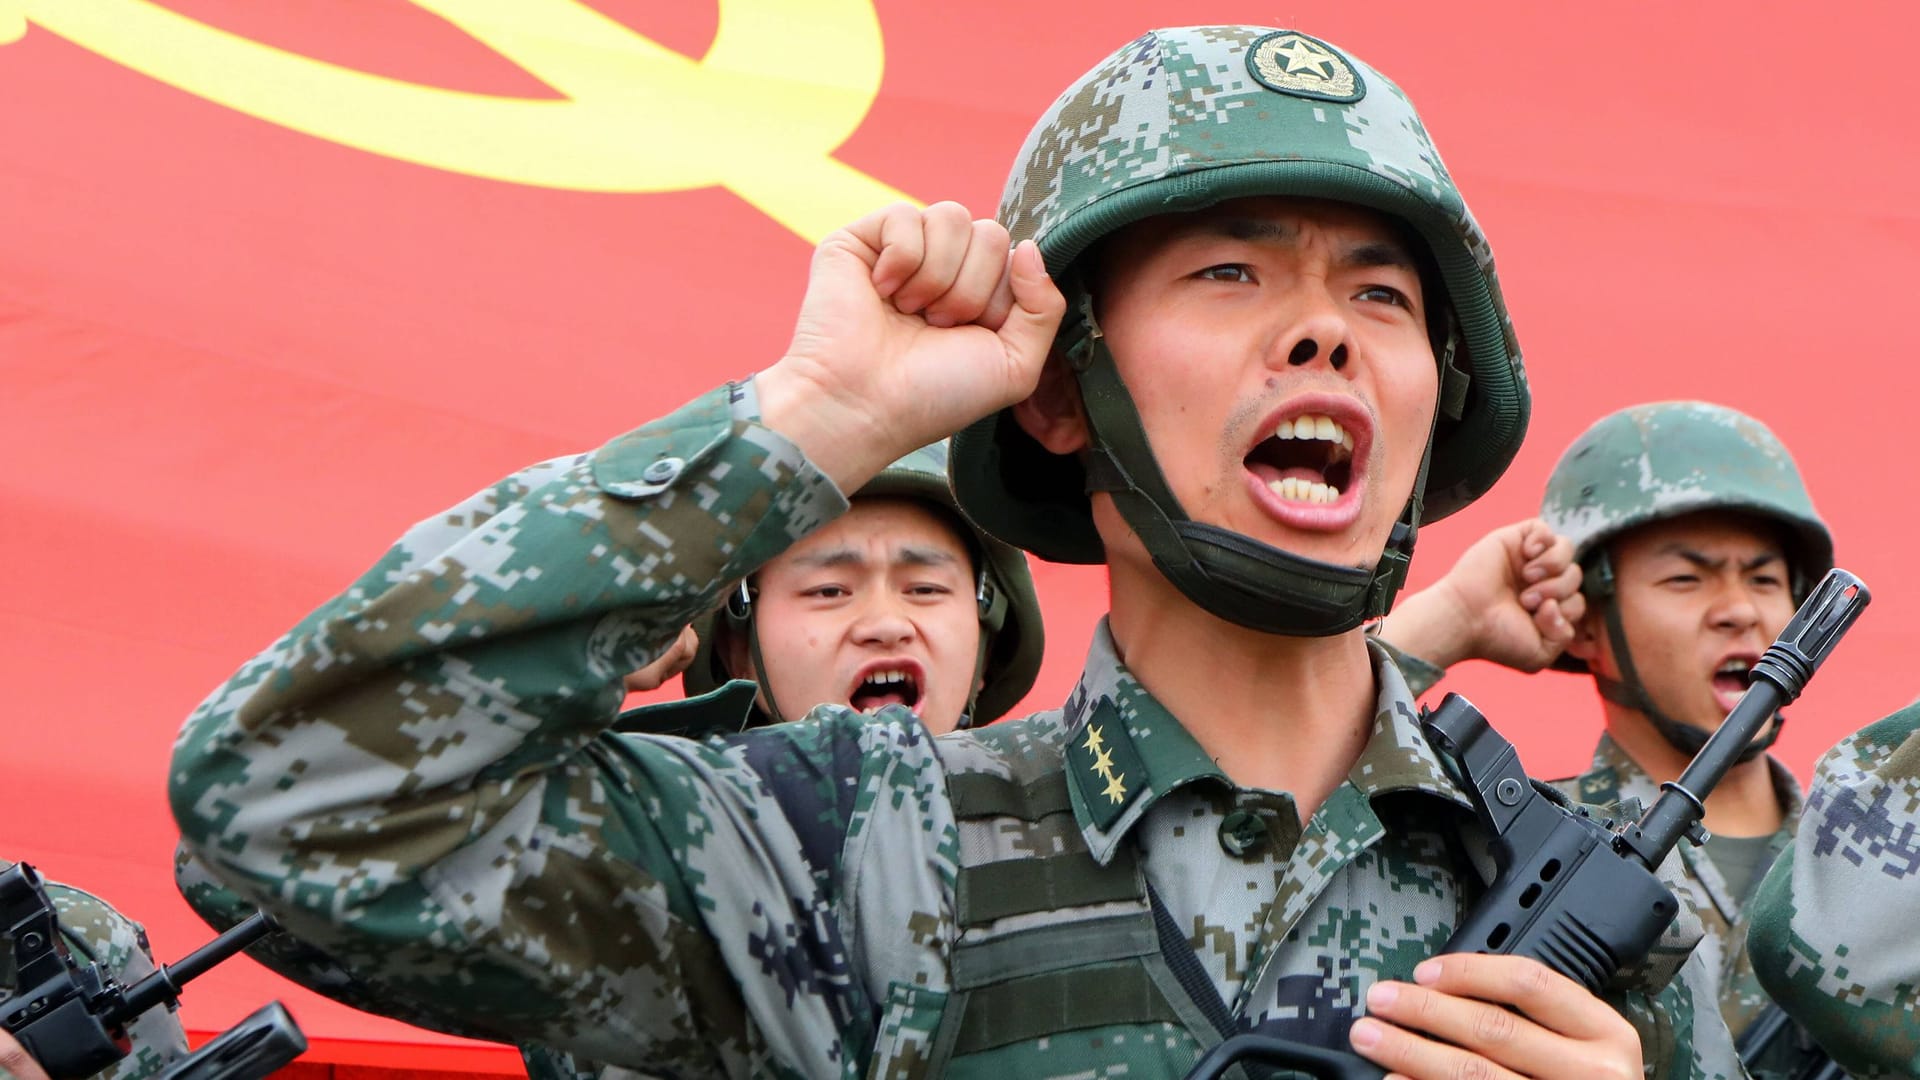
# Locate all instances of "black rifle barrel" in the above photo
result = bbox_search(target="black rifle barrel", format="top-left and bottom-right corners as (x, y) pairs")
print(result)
(114, 912), (279, 1021)
(1629, 569), (1869, 865)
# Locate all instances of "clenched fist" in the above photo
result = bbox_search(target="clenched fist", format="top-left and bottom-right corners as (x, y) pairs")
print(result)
(757, 202), (1066, 492)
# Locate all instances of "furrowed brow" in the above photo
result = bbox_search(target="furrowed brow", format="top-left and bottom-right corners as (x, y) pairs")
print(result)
(1741, 551), (1784, 572)
(895, 546), (963, 569)
(1659, 544), (1728, 572)
(1340, 240), (1420, 274)
(1211, 217), (1299, 244)
(788, 548), (867, 571)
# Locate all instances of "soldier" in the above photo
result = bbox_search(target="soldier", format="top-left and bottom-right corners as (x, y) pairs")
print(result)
(1385, 401), (1837, 1078)
(171, 28), (1737, 1078)
(1747, 707), (1920, 1078)
(0, 862), (191, 1080)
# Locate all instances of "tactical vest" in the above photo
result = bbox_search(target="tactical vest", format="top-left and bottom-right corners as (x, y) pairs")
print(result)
(905, 734), (1282, 1080)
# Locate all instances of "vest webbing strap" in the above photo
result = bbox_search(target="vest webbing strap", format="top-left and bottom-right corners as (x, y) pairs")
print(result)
(1147, 880), (1237, 1041)
(951, 961), (1181, 1055)
(946, 770), (1073, 821)
(956, 850), (1143, 928)
(951, 912), (1159, 988)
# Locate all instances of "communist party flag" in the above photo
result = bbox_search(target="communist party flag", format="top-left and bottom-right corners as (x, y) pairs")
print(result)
(2, 1), (1915, 1073)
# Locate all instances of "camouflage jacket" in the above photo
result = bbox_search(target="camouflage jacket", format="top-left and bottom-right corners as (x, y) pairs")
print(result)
(1552, 736), (1803, 1044)
(169, 386), (1740, 1079)
(0, 862), (191, 1080)
(1749, 706), (1920, 1079)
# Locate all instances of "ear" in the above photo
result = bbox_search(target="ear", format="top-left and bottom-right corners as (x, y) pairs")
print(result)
(718, 619), (753, 682)
(1011, 349), (1090, 455)
(1563, 602), (1606, 668)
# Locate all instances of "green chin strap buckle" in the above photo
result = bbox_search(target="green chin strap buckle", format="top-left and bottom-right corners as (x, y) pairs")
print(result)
(1068, 290), (1423, 637)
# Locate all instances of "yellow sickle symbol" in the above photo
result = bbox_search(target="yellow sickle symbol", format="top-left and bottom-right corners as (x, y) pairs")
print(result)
(3, 0), (919, 243)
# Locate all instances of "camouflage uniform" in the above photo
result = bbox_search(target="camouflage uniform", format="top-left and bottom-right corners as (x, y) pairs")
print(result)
(1749, 706), (1920, 1078)
(170, 386), (1739, 1078)
(0, 862), (190, 1080)
(1550, 739), (1803, 1038)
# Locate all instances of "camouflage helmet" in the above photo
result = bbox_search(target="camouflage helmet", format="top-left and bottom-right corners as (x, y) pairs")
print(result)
(1541, 401), (1833, 600)
(683, 440), (1044, 726)
(950, 27), (1527, 635)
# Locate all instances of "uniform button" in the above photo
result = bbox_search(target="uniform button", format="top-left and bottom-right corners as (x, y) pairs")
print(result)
(1218, 810), (1269, 857)
(642, 457), (684, 484)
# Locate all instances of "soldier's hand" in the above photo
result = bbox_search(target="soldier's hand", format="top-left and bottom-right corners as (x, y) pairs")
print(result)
(1379, 519), (1583, 674)
(623, 625), (699, 694)
(758, 202), (1065, 492)
(1350, 954), (1640, 1080)
(0, 1029), (53, 1080)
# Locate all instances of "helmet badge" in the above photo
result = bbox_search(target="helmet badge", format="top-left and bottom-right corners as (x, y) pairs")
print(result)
(1246, 31), (1366, 103)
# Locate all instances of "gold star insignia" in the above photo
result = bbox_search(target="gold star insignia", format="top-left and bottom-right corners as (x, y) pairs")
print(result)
(1271, 37), (1334, 80)
(1082, 723), (1106, 755)
(1102, 771), (1128, 804)
(1093, 747), (1115, 775)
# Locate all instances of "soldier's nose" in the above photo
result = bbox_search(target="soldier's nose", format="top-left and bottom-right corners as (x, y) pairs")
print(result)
(1287, 338), (1348, 371)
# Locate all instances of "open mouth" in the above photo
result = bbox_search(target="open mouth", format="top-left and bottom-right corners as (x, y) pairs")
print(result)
(848, 663), (925, 715)
(1245, 412), (1358, 505)
(1712, 656), (1756, 697)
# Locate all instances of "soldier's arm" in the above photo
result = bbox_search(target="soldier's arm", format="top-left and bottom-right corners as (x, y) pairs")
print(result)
(1748, 705), (1920, 1079)
(1375, 518), (1584, 692)
(169, 203), (1055, 1075)
(167, 387), (914, 1075)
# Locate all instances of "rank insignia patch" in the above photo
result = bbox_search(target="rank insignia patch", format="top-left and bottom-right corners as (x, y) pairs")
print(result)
(1247, 31), (1366, 103)
(1067, 698), (1148, 830)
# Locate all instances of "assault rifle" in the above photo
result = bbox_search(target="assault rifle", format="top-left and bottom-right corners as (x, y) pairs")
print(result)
(1187, 568), (1869, 1080)
(0, 863), (306, 1079)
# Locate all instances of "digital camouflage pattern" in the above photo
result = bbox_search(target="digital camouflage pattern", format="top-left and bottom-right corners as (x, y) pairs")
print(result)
(1552, 738), (1803, 1039)
(1749, 705), (1920, 1078)
(1540, 401), (1832, 600)
(170, 386), (1745, 1079)
(0, 862), (191, 1080)
(954, 25), (1529, 568)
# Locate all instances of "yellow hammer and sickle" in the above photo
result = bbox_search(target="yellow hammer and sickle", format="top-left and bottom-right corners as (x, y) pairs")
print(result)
(0, 0), (919, 244)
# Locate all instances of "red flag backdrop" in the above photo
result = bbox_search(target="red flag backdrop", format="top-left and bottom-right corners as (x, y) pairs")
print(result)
(4, 1), (1916, 1073)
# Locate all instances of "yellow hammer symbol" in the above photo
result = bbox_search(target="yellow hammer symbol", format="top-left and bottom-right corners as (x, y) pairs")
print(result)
(5, 0), (921, 244)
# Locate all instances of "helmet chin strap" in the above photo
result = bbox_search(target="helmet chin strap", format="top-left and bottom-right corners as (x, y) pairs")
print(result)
(1065, 291), (1429, 637)
(727, 581), (789, 728)
(959, 566), (1011, 730)
(1584, 553), (1783, 764)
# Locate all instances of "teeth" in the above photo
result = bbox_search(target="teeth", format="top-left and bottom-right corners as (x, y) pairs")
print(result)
(1717, 659), (1752, 674)
(1272, 414), (1354, 458)
(1266, 477), (1343, 504)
